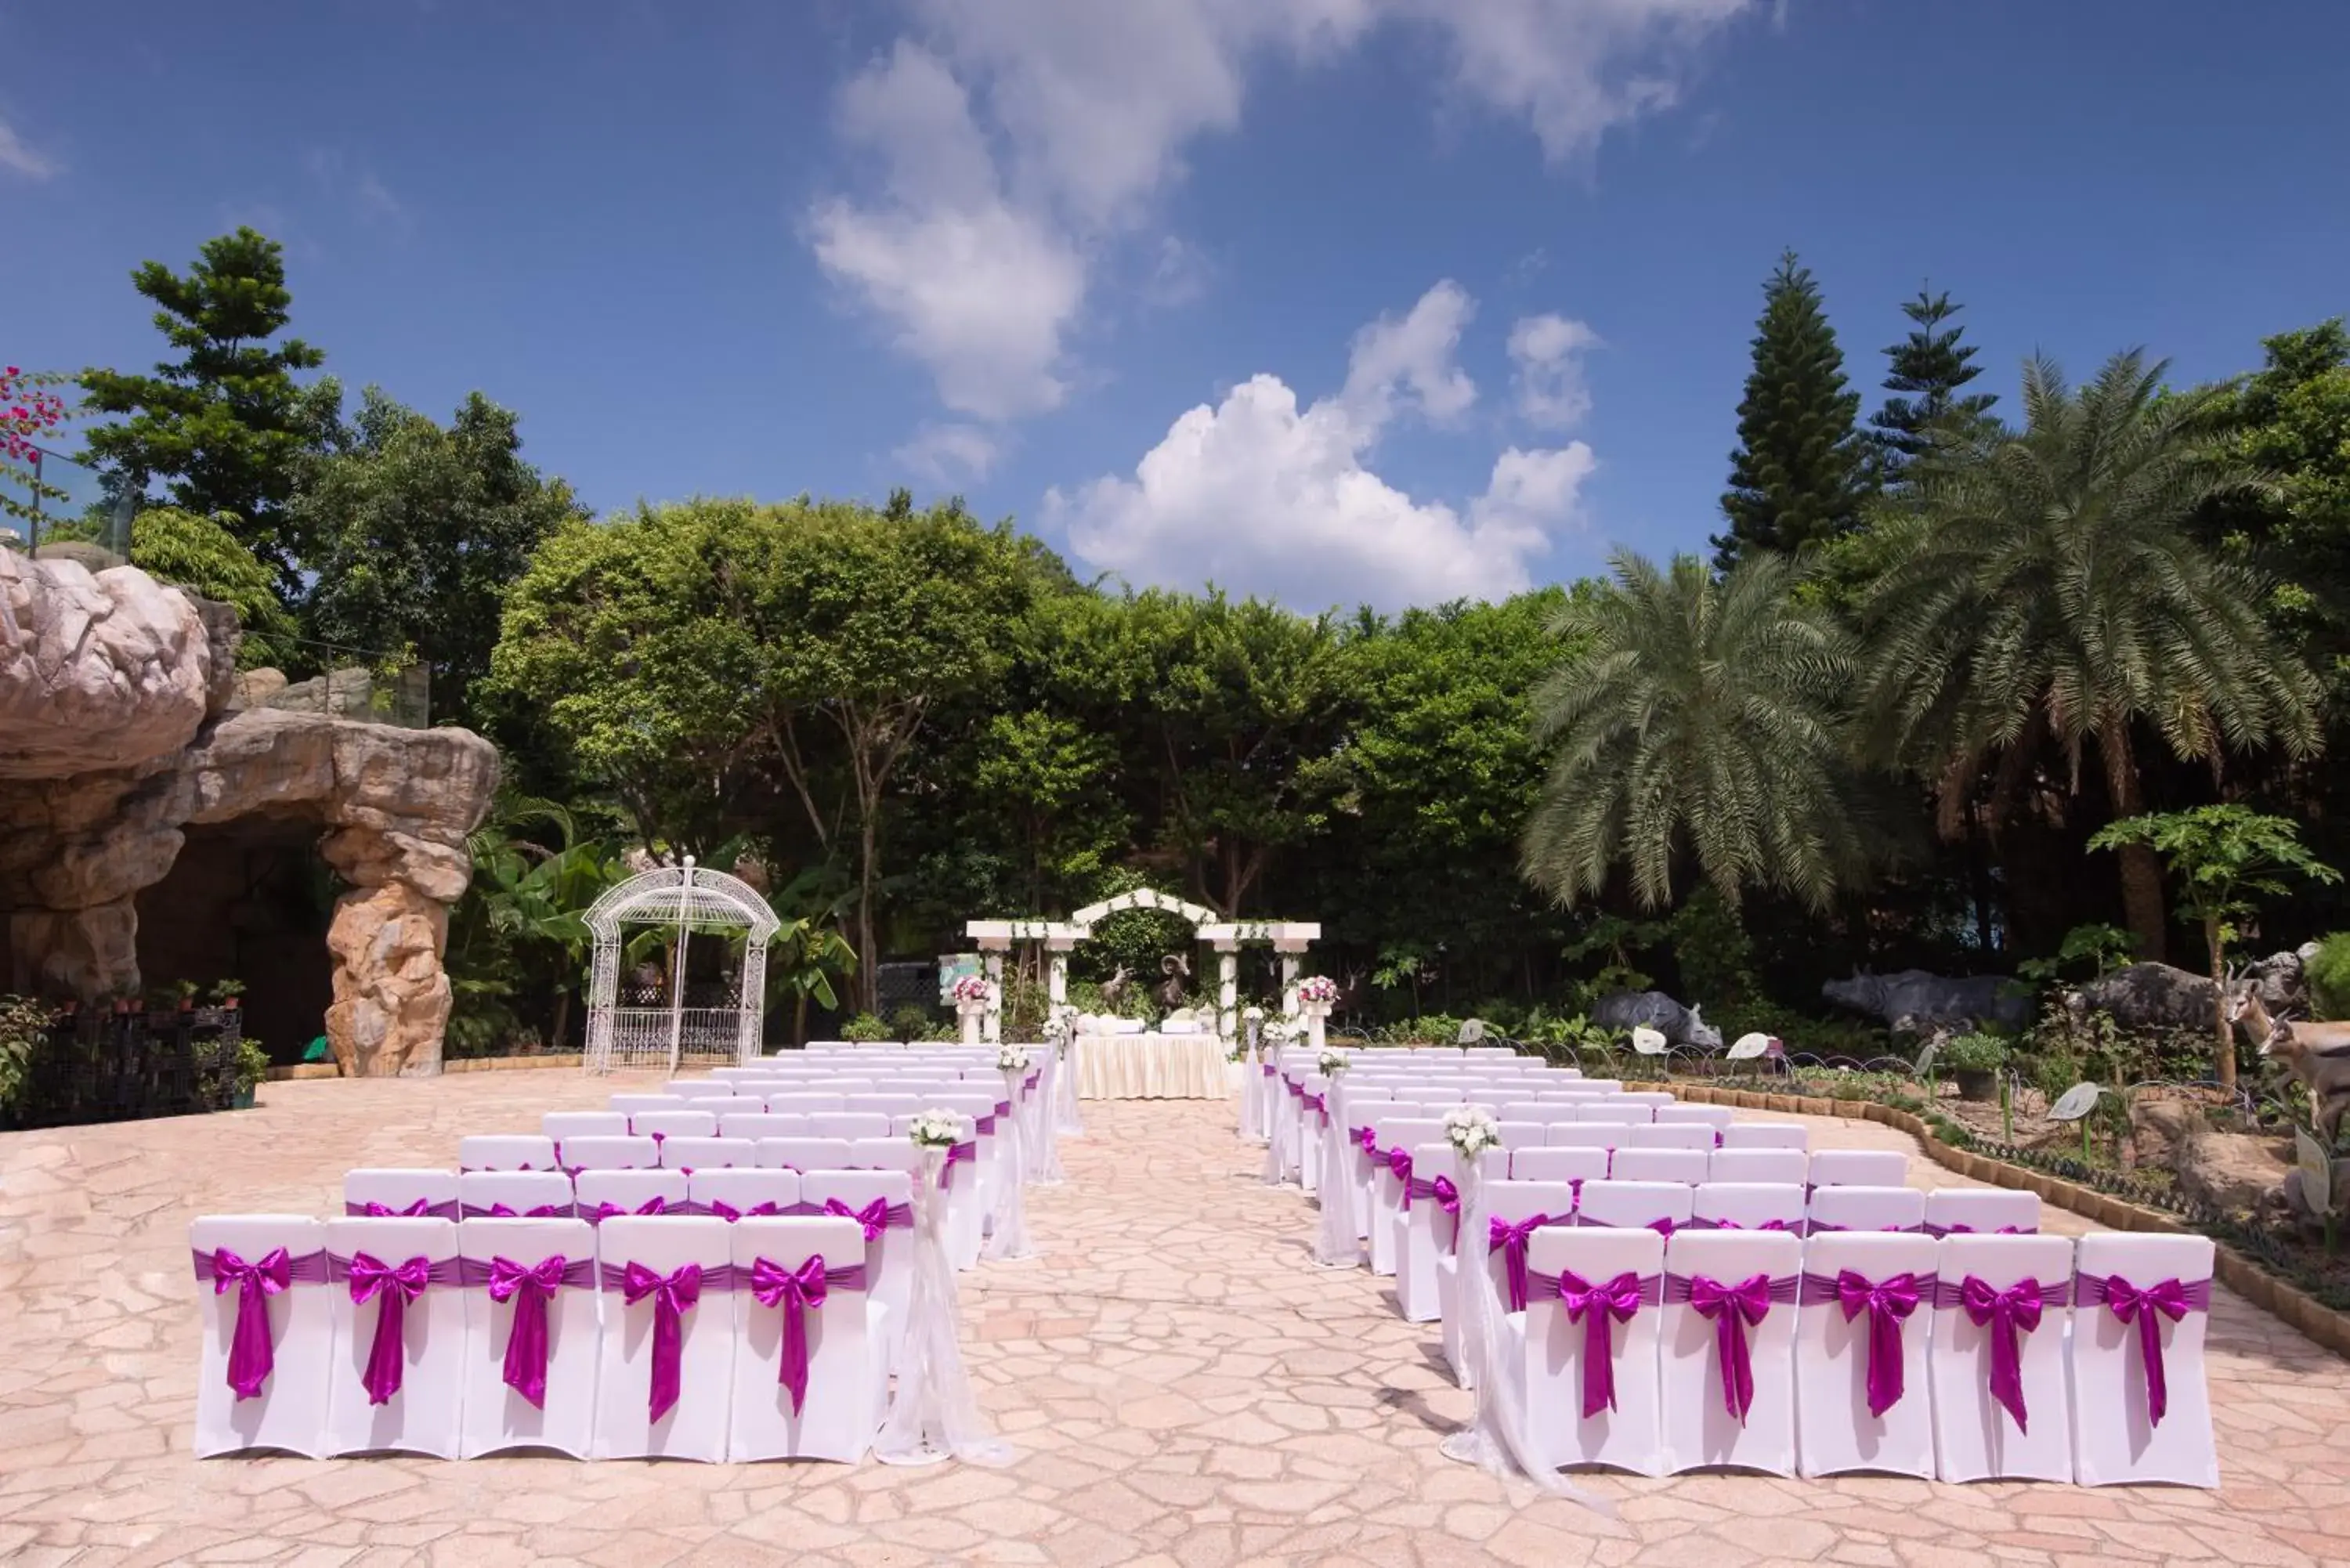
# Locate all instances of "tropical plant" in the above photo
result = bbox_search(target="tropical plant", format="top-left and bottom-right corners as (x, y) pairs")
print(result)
(1861, 352), (2326, 963)
(2089, 805), (2339, 1088)
(0, 994), (49, 1110)
(445, 794), (634, 1054)
(1939, 1032), (2011, 1073)
(128, 508), (299, 668)
(1523, 549), (1875, 913)
(1712, 251), (1871, 565)
(2305, 932), (2350, 1021)
(840, 1012), (892, 1042)
(2012, 923), (2139, 991)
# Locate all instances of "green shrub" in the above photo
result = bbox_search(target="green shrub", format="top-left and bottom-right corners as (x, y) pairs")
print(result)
(1940, 1032), (2010, 1073)
(0, 994), (51, 1110)
(840, 1012), (893, 1042)
(235, 1039), (272, 1090)
(2306, 931), (2350, 1020)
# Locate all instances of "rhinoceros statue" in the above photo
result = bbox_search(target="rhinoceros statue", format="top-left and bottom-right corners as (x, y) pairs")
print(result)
(2064, 948), (2310, 1032)
(1590, 990), (1724, 1050)
(1819, 969), (2032, 1033)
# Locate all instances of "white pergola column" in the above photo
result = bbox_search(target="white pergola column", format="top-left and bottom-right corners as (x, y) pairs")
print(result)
(1047, 938), (1072, 1009)
(1214, 941), (1238, 1044)
(977, 938), (1010, 1044)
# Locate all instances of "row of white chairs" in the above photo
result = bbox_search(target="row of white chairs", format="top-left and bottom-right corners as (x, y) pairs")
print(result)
(1482, 1224), (2215, 1486)
(193, 1215), (890, 1463)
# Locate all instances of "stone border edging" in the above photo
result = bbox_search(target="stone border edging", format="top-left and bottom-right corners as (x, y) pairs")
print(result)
(1637, 1078), (2350, 1361)
(266, 1053), (583, 1082)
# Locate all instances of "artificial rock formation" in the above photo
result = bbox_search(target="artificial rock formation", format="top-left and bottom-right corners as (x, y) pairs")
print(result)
(0, 553), (495, 1075)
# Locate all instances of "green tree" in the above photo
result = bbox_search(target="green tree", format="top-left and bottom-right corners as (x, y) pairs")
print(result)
(2089, 806), (2338, 1089)
(1871, 287), (1998, 486)
(297, 388), (586, 725)
(1713, 251), (1871, 567)
(78, 228), (338, 591)
(128, 507), (298, 669)
(1861, 352), (2325, 963)
(1523, 550), (1874, 914)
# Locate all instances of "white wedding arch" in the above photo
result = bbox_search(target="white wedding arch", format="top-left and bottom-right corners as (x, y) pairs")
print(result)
(582, 857), (781, 1074)
(965, 887), (1319, 1044)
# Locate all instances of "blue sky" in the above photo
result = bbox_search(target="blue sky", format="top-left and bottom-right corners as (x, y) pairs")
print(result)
(5, 2), (2347, 609)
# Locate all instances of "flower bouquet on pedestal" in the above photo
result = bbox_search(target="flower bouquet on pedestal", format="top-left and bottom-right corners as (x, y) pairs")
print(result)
(949, 975), (993, 1046)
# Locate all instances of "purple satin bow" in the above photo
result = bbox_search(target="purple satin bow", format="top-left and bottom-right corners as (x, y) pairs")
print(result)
(1386, 1147), (1415, 1193)
(619, 1261), (703, 1423)
(345, 1252), (432, 1406)
(708, 1199), (783, 1222)
(351, 1198), (431, 1217)
(823, 1195), (898, 1242)
(1691, 1216), (1791, 1230)
(482, 1201), (569, 1218)
(2086, 1274), (2199, 1428)
(587, 1195), (670, 1223)
(1488, 1214), (1556, 1312)
(203, 1246), (294, 1401)
(1833, 1270), (1923, 1417)
(1926, 1222), (2026, 1237)
(749, 1255), (829, 1416)
(1959, 1277), (2045, 1432)
(1557, 1270), (1646, 1418)
(1685, 1274), (1774, 1424)
(486, 1255), (570, 1408)
(1402, 1174), (1461, 1252)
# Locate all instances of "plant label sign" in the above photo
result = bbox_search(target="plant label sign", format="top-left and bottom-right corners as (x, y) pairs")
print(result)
(1630, 1026), (1668, 1056)
(1726, 1031), (1770, 1060)
(2296, 1127), (2334, 1215)
(1456, 1018), (1486, 1046)
(2047, 1082), (2102, 1122)
(1913, 1042), (1939, 1078)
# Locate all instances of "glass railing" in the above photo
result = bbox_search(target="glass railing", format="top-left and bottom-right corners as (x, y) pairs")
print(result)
(0, 446), (129, 556)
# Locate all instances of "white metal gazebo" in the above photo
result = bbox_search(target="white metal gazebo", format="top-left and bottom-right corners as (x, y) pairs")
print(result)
(582, 857), (780, 1074)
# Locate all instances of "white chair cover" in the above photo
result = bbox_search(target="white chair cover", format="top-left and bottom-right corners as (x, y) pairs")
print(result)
(1548, 1125), (1628, 1151)
(542, 1111), (627, 1145)
(342, 1169), (458, 1219)
(563, 1135), (659, 1172)
(1608, 1148), (1709, 1185)
(758, 1137), (854, 1172)
(1623, 1123), (1714, 1151)
(1719, 1122), (1808, 1151)
(323, 1216), (464, 1458)
(801, 1169), (917, 1375)
(726, 1216), (876, 1461)
(1654, 1104), (1734, 1129)
(608, 1093), (685, 1116)
(1924, 1188), (2040, 1237)
(1688, 1182), (1806, 1231)
(1929, 1234), (2075, 1482)
(190, 1215), (332, 1458)
(631, 1110), (718, 1142)
(1708, 1148), (1808, 1187)
(846, 1137), (921, 1176)
(457, 1170), (574, 1219)
(1658, 1229), (1801, 1476)
(457, 1135), (556, 1173)
(1807, 1149), (1908, 1188)
(456, 1216), (598, 1458)
(1806, 1186), (1925, 1235)
(573, 1168), (689, 1219)
(721, 1112), (809, 1140)
(1794, 1231), (1937, 1479)
(1581, 1102), (1654, 1125)
(591, 1216), (736, 1461)
(688, 1168), (801, 1220)
(660, 1136), (755, 1172)
(2070, 1233), (2217, 1487)
(1367, 1117), (1446, 1276)
(1508, 1146), (1608, 1186)
(1520, 1223), (1667, 1476)
(1575, 1180), (1692, 1233)
(766, 1091), (846, 1113)
(812, 1111), (891, 1140)
(663, 1079), (734, 1098)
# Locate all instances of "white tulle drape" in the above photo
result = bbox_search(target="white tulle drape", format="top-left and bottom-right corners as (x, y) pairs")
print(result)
(1027, 1057), (1066, 1185)
(982, 1071), (1037, 1262)
(874, 1144), (1014, 1467)
(1311, 1078), (1358, 1267)
(1439, 1161), (1615, 1514)
(1238, 1043), (1262, 1142)
(1053, 1036), (1084, 1138)
(1261, 1056), (1293, 1187)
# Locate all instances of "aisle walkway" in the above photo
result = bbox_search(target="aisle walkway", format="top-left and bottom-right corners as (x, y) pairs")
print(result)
(0, 1074), (2345, 1566)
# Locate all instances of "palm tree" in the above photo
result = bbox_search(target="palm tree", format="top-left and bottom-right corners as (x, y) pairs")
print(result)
(1860, 352), (2323, 962)
(1522, 550), (1873, 913)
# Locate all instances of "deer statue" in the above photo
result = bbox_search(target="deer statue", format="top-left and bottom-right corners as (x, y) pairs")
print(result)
(2228, 979), (2350, 1144)
(1097, 964), (1132, 1010)
(1156, 953), (1192, 1010)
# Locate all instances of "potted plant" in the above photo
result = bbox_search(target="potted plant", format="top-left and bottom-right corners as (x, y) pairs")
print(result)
(208, 978), (244, 1012)
(173, 979), (199, 1013)
(1941, 1032), (2010, 1102)
(233, 1040), (269, 1109)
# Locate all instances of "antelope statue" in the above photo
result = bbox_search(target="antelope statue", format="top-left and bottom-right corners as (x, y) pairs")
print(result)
(2228, 979), (2350, 1144)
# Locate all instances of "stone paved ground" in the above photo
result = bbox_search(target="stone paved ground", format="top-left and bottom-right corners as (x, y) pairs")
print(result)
(2, 1071), (2346, 1568)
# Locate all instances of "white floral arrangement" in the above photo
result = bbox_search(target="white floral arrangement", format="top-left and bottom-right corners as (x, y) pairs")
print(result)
(1317, 1047), (1350, 1076)
(1263, 1013), (1300, 1045)
(1296, 975), (1339, 1006)
(949, 974), (993, 1007)
(1043, 1004), (1079, 1050)
(1442, 1104), (1503, 1156)
(996, 1042), (1031, 1075)
(1242, 1005), (1265, 1022)
(908, 1107), (969, 1148)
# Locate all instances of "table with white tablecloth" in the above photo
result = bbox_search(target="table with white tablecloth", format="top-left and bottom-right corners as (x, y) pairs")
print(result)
(1072, 1030), (1230, 1100)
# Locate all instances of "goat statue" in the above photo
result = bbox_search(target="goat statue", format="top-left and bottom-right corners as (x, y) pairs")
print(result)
(1156, 953), (1193, 1011)
(2229, 981), (2350, 1144)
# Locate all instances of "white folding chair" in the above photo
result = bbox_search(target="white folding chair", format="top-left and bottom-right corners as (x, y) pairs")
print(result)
(1654, 1104), (1734, 1131)
(721, 1112), (811, 1140)
(689, 1168), (803, 1222)
(703, 1097), (768, 1121)
(1807, 1149), (1909, 1189)
(542, 1112), (628, 1159)
(1609, 1147), (1709, 1185)
(1495, 1120), (1549, 1154)
(1658, 1228), (1801, 1475)
(1708, 1148), (1808, 1187)
(458, 1135), (556, 1173)
(811, 1112), (891, 1140)
(1795, 1231), (1937, 1479)
(664, 1079), (735, 1099)
(1806, 1185), (1925, 1235)
(1623, 1122), (1714, 1151)
(591, 1216), (735, 1461)
(1579, 1102), (1654, 1125)
(1718, 1122), (1807, 1151)
(1520, 1223), (1667, 1476)
(725, 1216), (876, 1461)
(342, 1169), (458, 1219)
(758, 1136), (854, 1173)
(609, 1093), (685, 1117)
(457, 1170), (575, 1219)
(562, 1135), (660, 1172)
(455, 1216), (598, 1458)
(1367, 1116), (1446, 1276)
(2070, 1233), (2217, 1487)
(190, 1215), (333, 1458)
(1548, 1124), (1631, 1151)
(797, 1169), (917, 1378)
(1508, 1145), (1608, 1191)
(322, 1216), (464, 1458)
(1929, 1234), (2076, 1482)
(573, 1168), (689, 1221)
(765, 1092), (846, 1114)
(1925, 1189), (2040, 1237)
(661, 1136), (755, 1172)
(845, 1138), (920, 1176)
(1688, 1182), (1805, 1233)
(1391, 1142), (1491, 1323)
(631, 1110), (719, 1143)
(1574, 1180), (1692, 1234)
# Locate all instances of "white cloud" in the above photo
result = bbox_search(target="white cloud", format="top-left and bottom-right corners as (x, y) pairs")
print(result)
(894, 422), (1002, 486)
(1508, 313), (1601, 428)
(1048, 283), (1594, 609)
(811, 1), (1752, 440)
(0, 115), (56, 180)
(303, 147), (412, 234)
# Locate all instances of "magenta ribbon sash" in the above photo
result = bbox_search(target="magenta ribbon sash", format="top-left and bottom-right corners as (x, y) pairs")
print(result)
(1806, 1270), (1927, 1417)
(748, 1255), (830, 1415)
(1923, 1222), (2026, 1237)
(467, 1201), (570, 1218)
(1687, 1216), (1791, 1230)
(345, 1198), (454, 1218)
(938, 1141), (976, 1190)
(1487, 1213), (1559, 1312)
(1405, 1175), (1461, 1252)
(193, 1245), (327, 1400)
(707, 1199), (783, 1221)
(613, 1261), (703, 1422)
(1949, 1276), (2053, 1432)
(342, 1252), (436, 1406)
(824, 1195), (912, 1241)
(479, 1255), (584, 1408)
(2078, 1274), (2206, 1428)
(585, 1195), (670, 1223)
(1552, 1269), (1651, 1418)
(1671, 1272), (1795, 1424)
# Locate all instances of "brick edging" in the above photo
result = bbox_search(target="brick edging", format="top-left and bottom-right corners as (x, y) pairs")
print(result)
(1637, 1079), (2350, 1361)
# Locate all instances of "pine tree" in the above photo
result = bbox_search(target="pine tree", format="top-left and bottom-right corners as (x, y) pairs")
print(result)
(1871, 287), (1998, 486)
(1712, 251), (1870, 568)
(78, 227), (339, 594)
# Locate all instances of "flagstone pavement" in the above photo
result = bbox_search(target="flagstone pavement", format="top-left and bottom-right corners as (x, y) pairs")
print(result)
(1, 1069), (2346, 1568)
